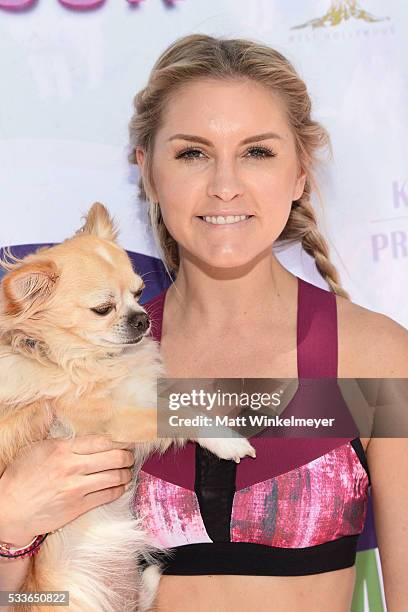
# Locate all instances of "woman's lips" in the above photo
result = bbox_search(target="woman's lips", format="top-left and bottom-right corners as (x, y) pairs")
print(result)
(197, 215), (254, 227)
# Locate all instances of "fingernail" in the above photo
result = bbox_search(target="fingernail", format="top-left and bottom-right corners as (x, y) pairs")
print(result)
(124, 483), (132, 491)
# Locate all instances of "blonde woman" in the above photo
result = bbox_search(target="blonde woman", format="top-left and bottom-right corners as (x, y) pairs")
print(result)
(129, 34), (408, 611)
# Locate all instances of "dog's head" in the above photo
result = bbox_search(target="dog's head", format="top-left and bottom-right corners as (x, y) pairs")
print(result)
(0, 203), (151, 363)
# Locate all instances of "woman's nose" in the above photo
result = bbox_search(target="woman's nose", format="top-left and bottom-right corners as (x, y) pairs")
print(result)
(207, 159), (245, 201)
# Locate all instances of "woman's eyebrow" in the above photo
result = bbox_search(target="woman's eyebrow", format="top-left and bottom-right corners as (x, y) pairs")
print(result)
(167, 131), (284, 145)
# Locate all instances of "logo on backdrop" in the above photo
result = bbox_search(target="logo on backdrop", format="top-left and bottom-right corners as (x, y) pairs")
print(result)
(0, 0), (181, 10)
(289, 1), (393, 42)
(291, 0), (389, 29)
(371, 180), (408, 262)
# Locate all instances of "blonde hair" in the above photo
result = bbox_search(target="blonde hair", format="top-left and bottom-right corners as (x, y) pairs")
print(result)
(128, 33), (349, 298)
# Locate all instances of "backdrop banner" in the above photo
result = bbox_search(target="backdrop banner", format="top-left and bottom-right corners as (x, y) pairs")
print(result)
(2, 2), (406, 610)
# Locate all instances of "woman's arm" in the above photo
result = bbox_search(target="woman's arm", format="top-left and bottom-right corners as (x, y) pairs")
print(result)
(0, 435), (135, 603)
(0, 538), (33, 594)
(369, 437), (408, 610)
(366, 315), (408, 611)
(0, 497), (40, 611)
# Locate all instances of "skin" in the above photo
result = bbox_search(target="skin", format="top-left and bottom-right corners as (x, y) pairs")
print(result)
(136, 78), (408, 611)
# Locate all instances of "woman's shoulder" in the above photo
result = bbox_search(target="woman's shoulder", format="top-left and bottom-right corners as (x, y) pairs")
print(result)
(335, 293), (408, 378)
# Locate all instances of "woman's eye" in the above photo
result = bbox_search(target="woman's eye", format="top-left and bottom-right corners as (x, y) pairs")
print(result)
(246, 146), (276, 159)
(175, 147), (205, 162)
(90, 305), (113, 316)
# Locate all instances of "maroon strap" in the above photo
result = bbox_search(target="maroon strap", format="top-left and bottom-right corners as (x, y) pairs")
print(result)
(297, 277), (338, 379)
(144, 290), (166, 343)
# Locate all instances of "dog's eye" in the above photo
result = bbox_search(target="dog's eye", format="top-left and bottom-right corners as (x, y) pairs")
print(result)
(90, 305), (114, 316)
(133, 288), (143, 300)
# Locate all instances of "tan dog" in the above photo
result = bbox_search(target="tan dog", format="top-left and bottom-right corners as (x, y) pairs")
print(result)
(0, 203), (255, 611)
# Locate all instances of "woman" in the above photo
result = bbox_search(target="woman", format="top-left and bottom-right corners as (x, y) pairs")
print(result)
(0, 33), (407, 611)
(128, 34), (408, 611)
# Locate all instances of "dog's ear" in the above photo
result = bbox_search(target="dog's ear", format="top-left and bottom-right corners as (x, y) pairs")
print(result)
(2, 260), (59, 316)
(75, 202), (119, 243)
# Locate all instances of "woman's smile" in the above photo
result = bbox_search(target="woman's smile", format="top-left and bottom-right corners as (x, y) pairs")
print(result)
(196, 214), (255, 227)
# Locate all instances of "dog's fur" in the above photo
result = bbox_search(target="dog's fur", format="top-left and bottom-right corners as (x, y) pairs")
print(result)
(0, 203), (254, 612)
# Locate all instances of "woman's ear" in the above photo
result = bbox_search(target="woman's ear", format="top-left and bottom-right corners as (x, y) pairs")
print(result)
(135, 147), (158, 204)
(135, 146), (145, 168)
(293, 169), (307, 201)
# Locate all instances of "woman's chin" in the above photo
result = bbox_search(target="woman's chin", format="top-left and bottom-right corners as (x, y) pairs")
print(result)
(195, 253), (264, 274)
(181, 241), (272, 272)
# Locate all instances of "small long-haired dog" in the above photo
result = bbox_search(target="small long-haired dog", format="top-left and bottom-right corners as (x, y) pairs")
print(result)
(0, 203), (255, 612)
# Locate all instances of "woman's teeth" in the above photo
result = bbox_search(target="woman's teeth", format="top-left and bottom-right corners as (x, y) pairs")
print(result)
(202, 215), (251, 225)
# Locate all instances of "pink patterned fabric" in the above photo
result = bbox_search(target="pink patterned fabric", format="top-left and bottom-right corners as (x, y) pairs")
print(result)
(135, 442), (368, 550)
(230, 442), (368, 548)
(134, 470), (212, 548)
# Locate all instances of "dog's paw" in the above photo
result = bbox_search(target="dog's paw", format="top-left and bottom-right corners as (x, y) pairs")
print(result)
(196, 436), (256, 463)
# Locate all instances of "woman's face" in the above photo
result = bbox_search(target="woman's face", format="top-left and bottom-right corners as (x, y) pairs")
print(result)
(136, 78), (306, 270)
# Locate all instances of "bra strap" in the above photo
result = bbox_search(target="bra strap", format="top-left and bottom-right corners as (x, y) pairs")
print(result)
(144, 290), (166, 343)
(296, 277), (338, 379)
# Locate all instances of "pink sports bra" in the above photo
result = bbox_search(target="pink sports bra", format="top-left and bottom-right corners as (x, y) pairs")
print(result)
(133, 276), (371, 576)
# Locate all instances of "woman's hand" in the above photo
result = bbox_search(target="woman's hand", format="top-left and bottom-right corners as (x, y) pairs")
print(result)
(0, 435), (135, 547)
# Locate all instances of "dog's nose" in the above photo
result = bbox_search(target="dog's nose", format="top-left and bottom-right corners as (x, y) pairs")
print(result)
(128, 312), (150, 333)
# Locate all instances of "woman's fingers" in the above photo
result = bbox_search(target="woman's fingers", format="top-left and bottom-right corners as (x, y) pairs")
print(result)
(81, 484), (131, 514)
(77, 448), (135, 475)
(65, 435), (135, 475)
(70, 434), (135, 455)
(79, 468), (134, 495)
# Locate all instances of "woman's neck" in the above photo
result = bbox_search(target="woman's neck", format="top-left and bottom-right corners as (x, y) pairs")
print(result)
(165, 252), (297, 329)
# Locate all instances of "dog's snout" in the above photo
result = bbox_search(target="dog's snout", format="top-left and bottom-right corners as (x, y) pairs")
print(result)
(128, 312), (150, 333)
